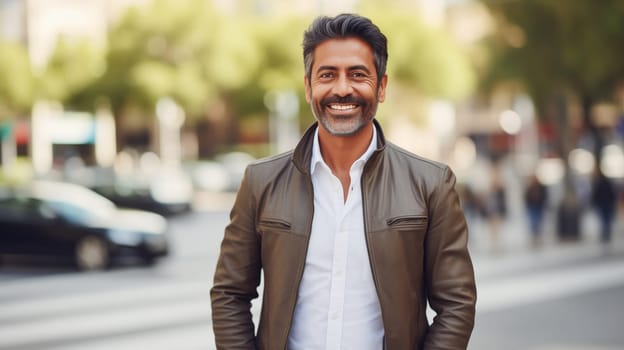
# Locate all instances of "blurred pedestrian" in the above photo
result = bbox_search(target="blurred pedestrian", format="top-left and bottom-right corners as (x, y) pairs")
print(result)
(524, 175), (548, 247)
(557, 189), (582, 242)
(484, 162), (507, 251)
(591, 169), (617, 244)
(211, 13), (476, 350)
(459, 183), (484, 238)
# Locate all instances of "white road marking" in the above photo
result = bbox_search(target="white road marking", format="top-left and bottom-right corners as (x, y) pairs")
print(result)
(1, 252), (623, 349)
(0, 280), (209, 322)
(0, 297), (211, 349)
(43, 324), (216, 350)
(476, 259), (624, 313)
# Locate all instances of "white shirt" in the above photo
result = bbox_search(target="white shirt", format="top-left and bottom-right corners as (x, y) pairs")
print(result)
(287, 127), (384, 350)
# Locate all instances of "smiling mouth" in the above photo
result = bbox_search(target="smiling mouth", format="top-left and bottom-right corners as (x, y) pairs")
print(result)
(327, 103), (358, 111)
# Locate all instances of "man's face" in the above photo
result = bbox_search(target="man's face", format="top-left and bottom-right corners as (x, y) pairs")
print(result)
(305, 37), (387, 136)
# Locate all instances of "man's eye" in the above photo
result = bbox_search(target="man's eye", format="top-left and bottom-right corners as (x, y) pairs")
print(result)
(319, 72), (333, 79)
(351, 72), (367, 78)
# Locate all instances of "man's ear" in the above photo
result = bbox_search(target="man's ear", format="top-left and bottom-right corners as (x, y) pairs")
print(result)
(377, 74), (388, 103)
(304, 76), (312, 103)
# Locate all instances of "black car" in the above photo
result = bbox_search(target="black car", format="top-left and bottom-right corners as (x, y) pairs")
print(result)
(86, 168), (194, 217)
(0, 181), (170, 271)
(90, 183), (191, 217)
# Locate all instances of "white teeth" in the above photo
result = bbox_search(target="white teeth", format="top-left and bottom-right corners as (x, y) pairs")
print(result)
(328, 104), (356, 110)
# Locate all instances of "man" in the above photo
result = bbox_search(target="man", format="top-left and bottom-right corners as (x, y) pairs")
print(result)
(211, 13), (476, 350)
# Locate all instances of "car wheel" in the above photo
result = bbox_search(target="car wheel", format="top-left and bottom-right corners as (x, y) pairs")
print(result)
(75, 236), (109, 271)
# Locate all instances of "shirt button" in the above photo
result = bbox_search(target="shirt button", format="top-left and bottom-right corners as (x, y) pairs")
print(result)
(335, 270), (343, 277)
(331, 312), (339, 320)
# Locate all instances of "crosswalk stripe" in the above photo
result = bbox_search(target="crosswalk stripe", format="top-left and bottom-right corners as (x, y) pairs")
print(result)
(44, 323), (217, 350)
(0, 297), (211, 349)
(476, 259), (624, 313)
(0, 280), (209, 323)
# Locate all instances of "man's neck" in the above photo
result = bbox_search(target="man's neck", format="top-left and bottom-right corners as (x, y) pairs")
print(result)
(317, 122), (374, 176)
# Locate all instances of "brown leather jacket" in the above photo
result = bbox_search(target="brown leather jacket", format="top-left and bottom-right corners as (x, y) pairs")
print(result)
(211, 121), (476, 350)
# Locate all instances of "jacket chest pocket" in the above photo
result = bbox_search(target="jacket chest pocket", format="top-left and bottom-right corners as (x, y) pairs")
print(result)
(386, 215), (428, 232)
(257, 217), (292, 236)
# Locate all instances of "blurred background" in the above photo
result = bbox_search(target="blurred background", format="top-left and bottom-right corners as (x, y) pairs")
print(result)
(0, 0), (623, 349)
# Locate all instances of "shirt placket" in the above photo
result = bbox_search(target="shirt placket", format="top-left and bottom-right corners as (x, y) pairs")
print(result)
(325, 172), (349, 349)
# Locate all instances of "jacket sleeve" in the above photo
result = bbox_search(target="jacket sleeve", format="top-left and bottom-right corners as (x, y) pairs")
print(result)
(211, 166), (261, 350)
(423, 166), (477, 350)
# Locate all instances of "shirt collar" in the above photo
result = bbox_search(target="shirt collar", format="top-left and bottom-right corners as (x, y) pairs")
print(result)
(310, 125), (378, 174)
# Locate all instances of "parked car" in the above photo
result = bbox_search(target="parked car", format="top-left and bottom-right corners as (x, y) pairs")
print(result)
(91, 183), (191, 217)
(0, 181), (169, 271)
(92, 168), (193, 216)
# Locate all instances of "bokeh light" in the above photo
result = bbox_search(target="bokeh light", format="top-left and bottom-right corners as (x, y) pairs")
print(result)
(452, 136), (477, 172)
(568, 148), (595, 175)
(535, 157), (565, 185)
(601, 144), (624, 178)
(499, 109), (522, 135)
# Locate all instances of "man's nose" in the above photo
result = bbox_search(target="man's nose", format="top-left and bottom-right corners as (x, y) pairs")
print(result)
(332, 75), (353, 96)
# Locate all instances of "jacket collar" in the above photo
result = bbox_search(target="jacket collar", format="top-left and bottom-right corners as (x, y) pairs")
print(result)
(291, 119), (387, 174)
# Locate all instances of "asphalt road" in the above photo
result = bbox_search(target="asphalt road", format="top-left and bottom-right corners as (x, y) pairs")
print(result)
(470, 248), (624, 350)
(1, 207), (623, 350)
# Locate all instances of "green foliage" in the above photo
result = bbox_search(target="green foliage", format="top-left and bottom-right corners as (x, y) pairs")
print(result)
(480, 0), (624, 104)
(96, 0), (223, 116)
(85, 0), (269, 119)
(361, 5), (476, 100)
(208, 19), (261, 90)
(231, 16), (310, 123)
(38, 37), (105, 104)
(0, 41), (34, 117)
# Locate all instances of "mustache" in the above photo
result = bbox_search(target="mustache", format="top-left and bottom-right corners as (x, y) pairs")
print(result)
(321, 96), (366, 106)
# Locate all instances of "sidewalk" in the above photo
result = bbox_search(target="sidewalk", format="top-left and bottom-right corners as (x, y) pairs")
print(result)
(469, 205), (624, 281)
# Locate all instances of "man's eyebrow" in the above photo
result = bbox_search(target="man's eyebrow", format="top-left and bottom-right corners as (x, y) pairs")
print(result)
(316, 65), (337, 73)
(315, 65), (372, 74)
(349, 65), (372, 74)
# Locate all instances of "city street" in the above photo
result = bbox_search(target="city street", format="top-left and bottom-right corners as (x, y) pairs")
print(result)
(1, 199), (623, 350)
(1, 1), (623, 350)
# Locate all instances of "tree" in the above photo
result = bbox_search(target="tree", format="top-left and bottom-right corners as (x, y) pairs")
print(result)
(230, 16), (310, 127)
(0, 41), (34, 119)
(369, 9), (475, 100)
(39, 37), (105, 107)
(479, 0), (624, 238)
(87, 0), (261, 119)
(480, 0), (624, 156)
